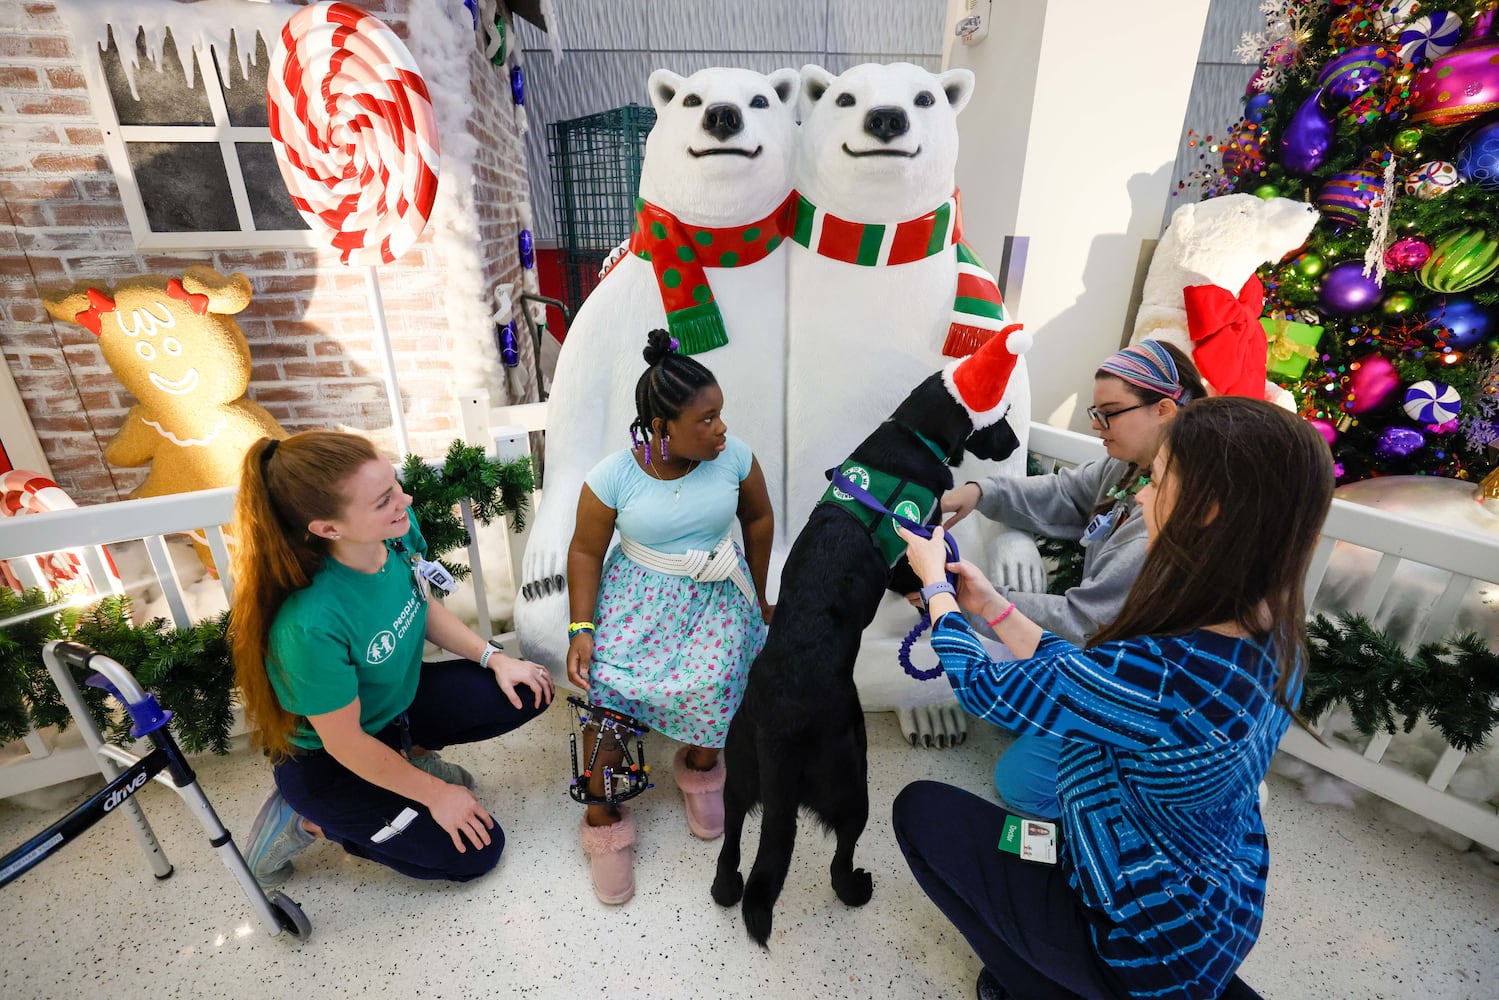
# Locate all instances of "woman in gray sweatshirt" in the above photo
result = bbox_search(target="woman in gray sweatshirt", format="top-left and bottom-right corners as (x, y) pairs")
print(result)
(940, 340), (1205, 818)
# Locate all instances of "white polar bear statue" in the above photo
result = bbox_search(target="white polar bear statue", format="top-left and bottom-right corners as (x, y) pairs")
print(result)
(1130, 193), (1319, 404)
(786, 63), (1040, 743)
(514, 66), (801, 670)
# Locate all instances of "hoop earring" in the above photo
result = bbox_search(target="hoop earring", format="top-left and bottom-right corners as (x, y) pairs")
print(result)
(660, 435), (669, 462)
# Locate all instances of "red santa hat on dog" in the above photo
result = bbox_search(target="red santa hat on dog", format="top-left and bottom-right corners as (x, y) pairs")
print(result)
(942, 323), (1031, 429)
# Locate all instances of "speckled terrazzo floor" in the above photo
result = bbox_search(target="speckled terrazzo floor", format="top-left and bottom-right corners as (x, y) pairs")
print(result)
(1, 704), (1495, 1000)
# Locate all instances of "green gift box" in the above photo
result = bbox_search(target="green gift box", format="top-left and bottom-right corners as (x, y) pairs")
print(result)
(1262, 317), (1324, 378)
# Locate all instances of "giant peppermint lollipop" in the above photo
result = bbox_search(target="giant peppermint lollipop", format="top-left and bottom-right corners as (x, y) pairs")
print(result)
(267, 1), (442, 454)
(268, 1), (439, 265)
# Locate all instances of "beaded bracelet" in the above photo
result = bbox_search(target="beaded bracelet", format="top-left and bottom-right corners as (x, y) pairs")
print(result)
(567, 621), (596, 638)
(986, 603), (1017, 629)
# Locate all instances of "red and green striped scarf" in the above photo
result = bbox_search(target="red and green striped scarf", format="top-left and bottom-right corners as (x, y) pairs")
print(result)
(788, 190), (1010, 357)
(627, 193), (798, 355)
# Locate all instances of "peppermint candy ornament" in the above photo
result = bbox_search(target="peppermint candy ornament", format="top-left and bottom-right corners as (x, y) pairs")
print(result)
(1402, 380), (1462, 424)
(1397, 11), (1463, 64)
(1404, 160), (1459, 199)
(267, 2), (440, 265)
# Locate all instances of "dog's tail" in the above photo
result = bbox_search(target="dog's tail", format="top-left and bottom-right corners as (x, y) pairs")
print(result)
(741, 753), (801, 947)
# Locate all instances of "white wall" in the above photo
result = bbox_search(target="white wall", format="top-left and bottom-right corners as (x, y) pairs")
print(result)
(945, 0), (1211, 429)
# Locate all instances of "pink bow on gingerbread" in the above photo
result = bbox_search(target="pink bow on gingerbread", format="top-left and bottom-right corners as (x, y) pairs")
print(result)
(1183, 274), (1267, 399)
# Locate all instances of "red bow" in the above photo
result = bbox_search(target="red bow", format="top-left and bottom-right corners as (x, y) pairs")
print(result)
(1183, 275), (1267, 399)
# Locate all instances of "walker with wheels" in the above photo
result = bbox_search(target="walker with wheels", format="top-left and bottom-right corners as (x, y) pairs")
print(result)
(0, 641), (311, 941)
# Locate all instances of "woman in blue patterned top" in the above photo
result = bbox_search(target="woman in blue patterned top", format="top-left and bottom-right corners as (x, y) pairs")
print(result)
(894, 397), (1334, 1000)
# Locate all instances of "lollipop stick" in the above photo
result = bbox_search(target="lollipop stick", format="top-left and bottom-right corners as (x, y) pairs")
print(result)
(363, 265), (409, 457)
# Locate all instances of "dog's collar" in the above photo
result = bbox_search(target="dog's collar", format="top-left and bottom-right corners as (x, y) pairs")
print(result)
(818, 459), (939, 568)
(893, 420), (957, 465)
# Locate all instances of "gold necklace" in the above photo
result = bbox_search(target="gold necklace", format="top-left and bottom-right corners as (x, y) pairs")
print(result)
(644, 456), (700, 503)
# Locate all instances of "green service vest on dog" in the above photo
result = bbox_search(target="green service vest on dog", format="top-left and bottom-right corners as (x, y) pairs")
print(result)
(818, 460), (940, 567)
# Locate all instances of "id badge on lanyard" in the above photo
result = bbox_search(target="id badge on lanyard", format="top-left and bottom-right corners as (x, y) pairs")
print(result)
(1080, 501), (1126, 547)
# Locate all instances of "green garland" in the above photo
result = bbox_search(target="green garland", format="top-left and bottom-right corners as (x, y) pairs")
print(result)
(400, 441), (535, 581)
(1303, 612), (1499, 753)
(0, 442), (536, 756)
(0, 589), (232, 753)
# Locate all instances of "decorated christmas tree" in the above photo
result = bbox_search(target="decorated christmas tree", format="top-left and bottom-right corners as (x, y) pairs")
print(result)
(1219, 0), (1498, 484)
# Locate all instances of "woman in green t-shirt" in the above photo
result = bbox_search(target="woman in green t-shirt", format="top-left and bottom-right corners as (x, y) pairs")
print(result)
(231, 430), (553, 885)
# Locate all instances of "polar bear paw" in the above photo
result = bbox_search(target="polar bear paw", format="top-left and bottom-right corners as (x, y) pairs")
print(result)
(986, 528), (1047, 596)
(894, 703), (969, 749)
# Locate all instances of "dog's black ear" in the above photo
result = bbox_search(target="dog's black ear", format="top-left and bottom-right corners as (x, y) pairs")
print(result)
(965, 418), (1021, 462)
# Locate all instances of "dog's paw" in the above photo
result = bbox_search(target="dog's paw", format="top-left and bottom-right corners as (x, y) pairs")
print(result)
(711, 869), (744, 907)
(833, 867), (873, 907)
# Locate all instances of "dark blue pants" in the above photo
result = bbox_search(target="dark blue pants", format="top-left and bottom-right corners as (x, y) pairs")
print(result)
(893, 781), (1264, 1000)
(273, 658), (548, 882)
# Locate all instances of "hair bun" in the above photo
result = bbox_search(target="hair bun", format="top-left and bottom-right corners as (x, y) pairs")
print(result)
(642, 328), (676, 366)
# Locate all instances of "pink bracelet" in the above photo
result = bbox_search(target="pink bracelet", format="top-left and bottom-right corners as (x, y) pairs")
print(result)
(986, 603), (1017, 629)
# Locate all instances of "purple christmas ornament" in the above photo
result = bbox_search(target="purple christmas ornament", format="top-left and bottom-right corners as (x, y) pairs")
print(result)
(1244, 92), (1273, 123)
(1308, 418), (1339, 446)
(1281, 89), (1334, 175)
(1375, 426), (1426, 459)
(518, 229), (534, 269)
(1317, 44), (1398, 102)
(1319, 262), (1382, 316)
(1455, 120), (1499, 192)
(500, 322), (519, 367)
(510, 64), (525, 106)
(1422, 297), (1493, 350)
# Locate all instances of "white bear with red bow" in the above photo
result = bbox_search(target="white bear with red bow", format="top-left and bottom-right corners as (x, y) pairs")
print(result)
(1130, 193), (1319, 403)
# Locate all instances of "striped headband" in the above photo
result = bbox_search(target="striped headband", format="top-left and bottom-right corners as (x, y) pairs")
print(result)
(1097, 340), (1188, 403)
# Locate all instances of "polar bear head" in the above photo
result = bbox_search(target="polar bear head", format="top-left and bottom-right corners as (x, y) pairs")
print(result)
(796, 62), (974, 222)
(1156, 193), (1319, 292)
(639, 67), (800, 227)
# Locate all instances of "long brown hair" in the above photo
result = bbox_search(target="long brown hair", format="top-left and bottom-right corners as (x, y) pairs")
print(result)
(230, 430), (381, 762)
(1090, 397), (1335, 719)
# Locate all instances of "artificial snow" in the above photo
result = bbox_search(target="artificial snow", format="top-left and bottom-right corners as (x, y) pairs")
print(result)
(56, 0), (299, 100)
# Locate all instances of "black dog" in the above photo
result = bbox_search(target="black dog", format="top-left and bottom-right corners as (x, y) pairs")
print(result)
(711, 365), (1020, 945)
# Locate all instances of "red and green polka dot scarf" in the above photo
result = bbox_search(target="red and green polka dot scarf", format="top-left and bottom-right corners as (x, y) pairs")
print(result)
(627, 193), (798, 355)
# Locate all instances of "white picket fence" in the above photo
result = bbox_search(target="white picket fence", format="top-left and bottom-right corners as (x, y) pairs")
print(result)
(2, 413), (1497, 853)
(0, 476), (511, 801)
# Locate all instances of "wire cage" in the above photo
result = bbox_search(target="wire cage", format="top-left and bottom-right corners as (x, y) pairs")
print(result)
(547, 103), (656, 312)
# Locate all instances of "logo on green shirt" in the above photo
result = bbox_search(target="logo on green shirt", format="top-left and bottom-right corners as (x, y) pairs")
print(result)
(367, 630), (397, 664)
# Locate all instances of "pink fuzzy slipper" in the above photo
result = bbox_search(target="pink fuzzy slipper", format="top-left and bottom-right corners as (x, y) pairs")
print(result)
(673, 747), (726, 840)
(578, 806), (636, 905)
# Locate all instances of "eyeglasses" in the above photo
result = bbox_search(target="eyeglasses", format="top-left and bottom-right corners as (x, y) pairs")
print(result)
(1086, 402), (1151, 430)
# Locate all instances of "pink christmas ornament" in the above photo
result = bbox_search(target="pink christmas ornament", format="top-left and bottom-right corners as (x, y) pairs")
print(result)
(1308, 418), (1339, 445)
(1409, 34), (1499, 128)
(1384, 236), (1432, 272)
(1345, 354), (1401, 414)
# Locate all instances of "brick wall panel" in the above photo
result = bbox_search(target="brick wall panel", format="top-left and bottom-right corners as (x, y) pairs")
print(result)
(3, 0), (533, 503)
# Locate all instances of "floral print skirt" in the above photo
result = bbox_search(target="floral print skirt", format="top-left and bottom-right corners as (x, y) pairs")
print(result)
(589, 544), (767, 748)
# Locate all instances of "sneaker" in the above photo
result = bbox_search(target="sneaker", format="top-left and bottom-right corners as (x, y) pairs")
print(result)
(410, 750), (476, 790)
(245, 787), (315, 887)
(976, 968), (1009, 1000)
